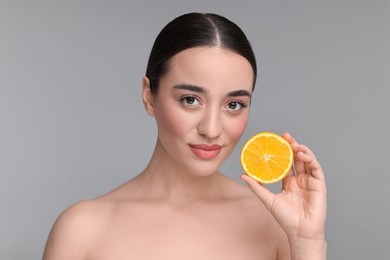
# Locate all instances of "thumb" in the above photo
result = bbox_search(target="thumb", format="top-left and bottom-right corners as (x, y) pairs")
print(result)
(240, 174), (275, 210)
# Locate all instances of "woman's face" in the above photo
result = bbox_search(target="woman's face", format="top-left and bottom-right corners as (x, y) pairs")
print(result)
(144, 47), (254, 176)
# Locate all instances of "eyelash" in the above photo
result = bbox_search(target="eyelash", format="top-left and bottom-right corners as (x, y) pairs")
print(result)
(180, 96), (201, 107)
(226, 101), (247, 111)
(179, 96), (248, 111)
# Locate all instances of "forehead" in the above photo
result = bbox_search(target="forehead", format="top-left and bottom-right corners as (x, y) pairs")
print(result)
(160, 47), (254, 93)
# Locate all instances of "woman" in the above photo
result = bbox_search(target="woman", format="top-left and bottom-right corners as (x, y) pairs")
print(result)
(43, 12), (327, 259)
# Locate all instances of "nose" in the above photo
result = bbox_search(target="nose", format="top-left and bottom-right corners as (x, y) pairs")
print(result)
(197, 106), (223, 140)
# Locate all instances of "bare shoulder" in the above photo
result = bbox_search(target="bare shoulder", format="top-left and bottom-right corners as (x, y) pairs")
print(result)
(43, 197), (114, 259)
(43, 179), (139, 259)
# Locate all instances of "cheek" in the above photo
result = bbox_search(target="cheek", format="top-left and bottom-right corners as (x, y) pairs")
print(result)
(225, 113), (249, 141)
(155, 101), (194, 138)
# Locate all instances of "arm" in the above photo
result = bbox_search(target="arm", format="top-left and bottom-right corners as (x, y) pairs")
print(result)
(241, 133), (327, 260)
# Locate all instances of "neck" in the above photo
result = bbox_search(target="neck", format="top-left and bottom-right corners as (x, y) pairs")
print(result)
(135, 139), (226, 206)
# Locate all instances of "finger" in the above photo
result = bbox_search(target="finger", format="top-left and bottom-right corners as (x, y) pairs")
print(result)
(281, 172), (294, 191)
(295, 148), (314, 175)
(284, 134), (317, 162)
(291, 143), (306, 175)
(282, 132), (298, 146)
(297, 144), (318, 161)
(297, 173), (323, 192)
(281, 133), (302, 175)
(282, 133), (308, 174)
(295, 145), (320, 170)
(294, 143), (319, 174)
(240, 174), (275, 209)
(296, 150), (324, 181)
(285, 164), (295, 178)
(282, 133), (296, 152)
(284, 136), (324, 182)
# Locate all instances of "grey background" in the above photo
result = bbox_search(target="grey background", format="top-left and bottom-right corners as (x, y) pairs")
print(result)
(1, 0), (389, 259)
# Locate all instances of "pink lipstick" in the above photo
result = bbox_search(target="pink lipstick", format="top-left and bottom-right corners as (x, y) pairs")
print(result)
(189, 144), (222, 159)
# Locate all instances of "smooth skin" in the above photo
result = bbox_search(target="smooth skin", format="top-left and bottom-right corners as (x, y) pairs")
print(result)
(43, 47), (327, 260)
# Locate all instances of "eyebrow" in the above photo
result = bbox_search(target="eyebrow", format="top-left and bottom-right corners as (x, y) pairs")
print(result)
(173, 84), (207, 93)
(173, 84), (252, 98)
(227, 89), (252, 98)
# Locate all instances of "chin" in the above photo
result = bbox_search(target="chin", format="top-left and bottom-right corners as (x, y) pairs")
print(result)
(185, 162), (222, 177)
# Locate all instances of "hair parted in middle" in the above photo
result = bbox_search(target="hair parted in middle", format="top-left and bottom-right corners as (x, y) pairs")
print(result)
(145, 12), (257, 93)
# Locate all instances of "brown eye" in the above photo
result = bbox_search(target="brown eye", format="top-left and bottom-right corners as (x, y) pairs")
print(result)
(227, 101), (244, 111)
(185, 97), (196, 104)
(181, 96), (200, 106)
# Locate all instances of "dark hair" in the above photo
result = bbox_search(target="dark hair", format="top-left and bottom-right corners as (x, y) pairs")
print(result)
(145, 12), (257, 93)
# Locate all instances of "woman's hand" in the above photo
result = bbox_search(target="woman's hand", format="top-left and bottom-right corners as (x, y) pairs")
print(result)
(241, 132), (327, 258)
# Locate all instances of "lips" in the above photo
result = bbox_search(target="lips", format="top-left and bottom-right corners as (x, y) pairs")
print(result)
(189, 144), (222, 159)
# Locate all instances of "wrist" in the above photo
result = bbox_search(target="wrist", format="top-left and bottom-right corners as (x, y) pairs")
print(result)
(288, 235), (327, 260)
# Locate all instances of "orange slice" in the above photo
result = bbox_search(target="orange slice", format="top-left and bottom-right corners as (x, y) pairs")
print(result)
(240, 132), (293, 184)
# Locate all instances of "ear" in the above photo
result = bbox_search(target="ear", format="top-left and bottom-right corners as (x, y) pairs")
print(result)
(142, 76), (155, 116)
